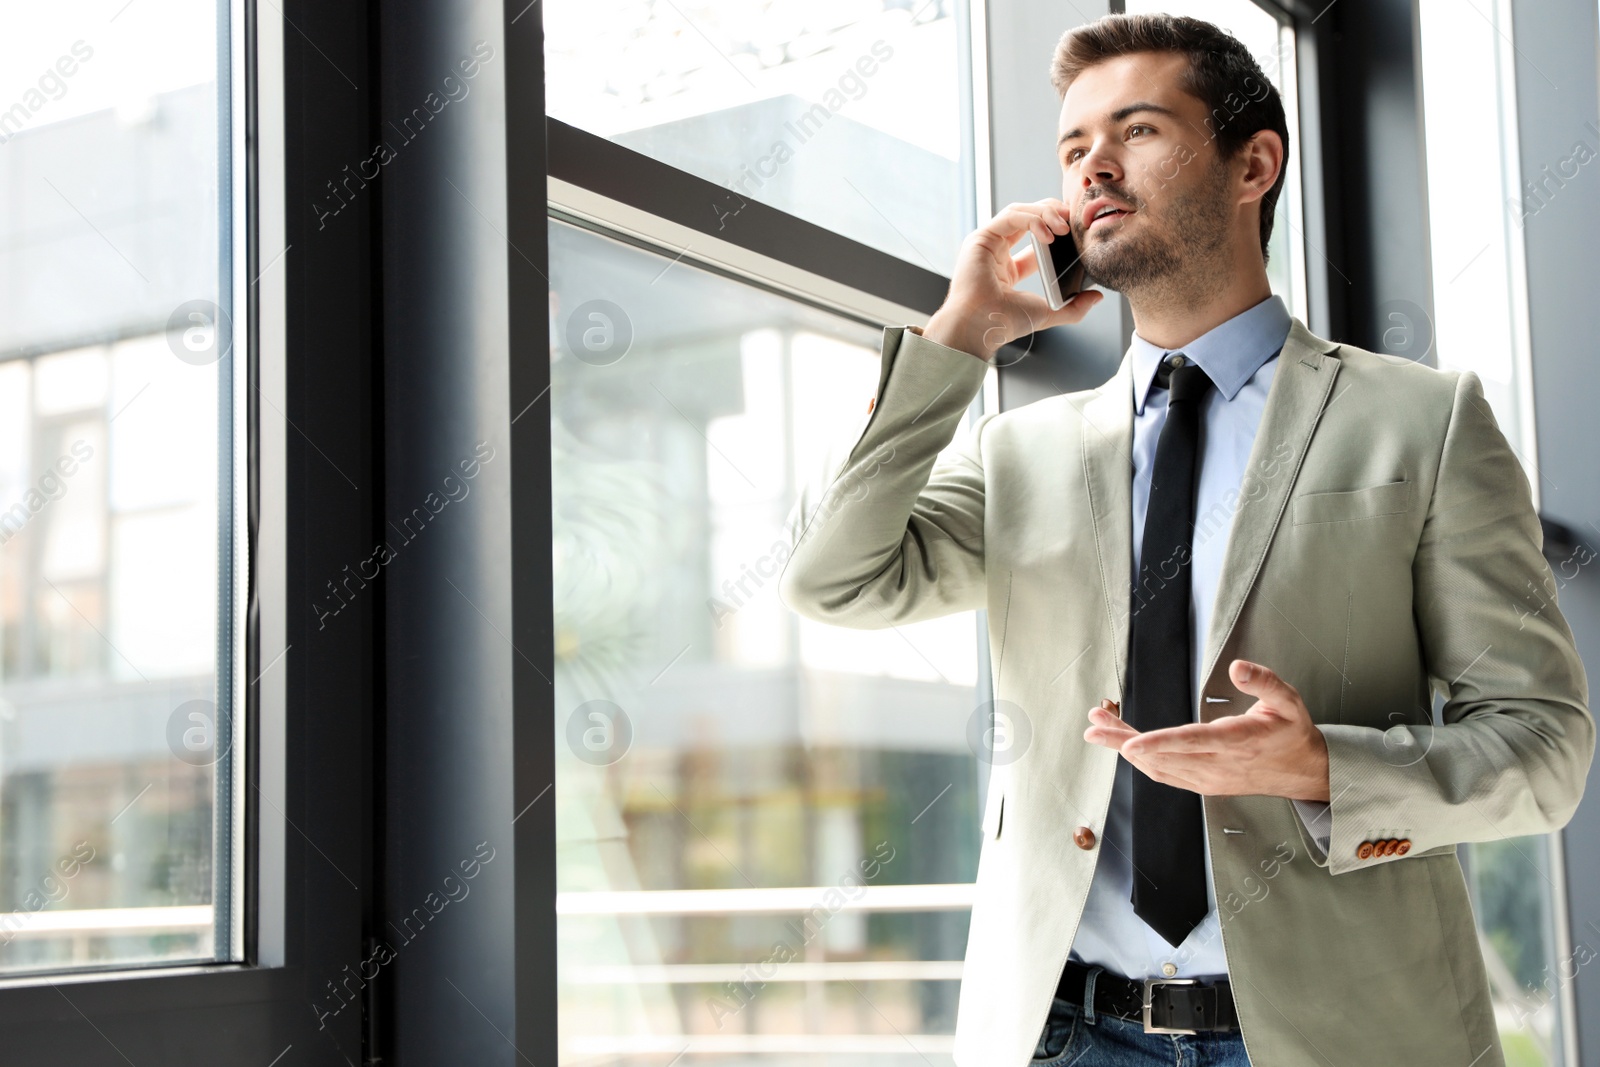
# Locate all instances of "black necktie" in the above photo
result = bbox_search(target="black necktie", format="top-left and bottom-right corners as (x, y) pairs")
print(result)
(1127, 353), (1213, 947)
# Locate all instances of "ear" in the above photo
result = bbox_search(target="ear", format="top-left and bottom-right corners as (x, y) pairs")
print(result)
(1237, 129), (1284, 205)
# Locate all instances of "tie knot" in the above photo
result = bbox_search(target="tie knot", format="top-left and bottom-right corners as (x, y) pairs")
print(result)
(1155, 353), (1213, 404)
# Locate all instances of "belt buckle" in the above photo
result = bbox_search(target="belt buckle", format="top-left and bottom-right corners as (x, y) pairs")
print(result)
(1142, 977), (1199, 1034)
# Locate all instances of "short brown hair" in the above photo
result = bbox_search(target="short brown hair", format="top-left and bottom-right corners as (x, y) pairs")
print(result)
(1051, 13), (1290, 264)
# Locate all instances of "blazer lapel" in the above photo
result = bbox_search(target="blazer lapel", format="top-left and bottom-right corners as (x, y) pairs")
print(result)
(1078, 349), (1136, 696)
(1198, 317), (1342, 704)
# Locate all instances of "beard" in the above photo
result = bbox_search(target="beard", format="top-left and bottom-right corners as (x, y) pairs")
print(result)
(1076, 155), (1235, 296)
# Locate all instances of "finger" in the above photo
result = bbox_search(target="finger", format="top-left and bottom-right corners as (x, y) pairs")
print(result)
(1029, 288), (1105, 334)
(1229, 659), (1303, 715)
(1094, 703), (1132, 729)
(1011, 244), (1039, 282)
(1124, 718), (1257, 755)
(1047, 287), (1104, 327)
(1006, 291), (1105, 341)
(1138, 752), (1241, 777)
(1133, 752), (1255, 795)
(1008, 287), (1104, 332)
(982, 206), (1068, 254)
(987, 208), (1050, 250)
(1038, 200), (1073, 233)
(1123, 753), (1209, 794)
(1085, 726), (1138, 750)
(1084, 718), (1138, 748)
(997, 292), (1049, 339)
(1014, 198), (1074, 233)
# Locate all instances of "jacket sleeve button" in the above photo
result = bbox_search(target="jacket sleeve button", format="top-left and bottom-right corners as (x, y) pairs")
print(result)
(1074, 826), (1097, 850)
(1395, 839), (1411, 855)
(1356, 841), (1375, 860)
(866, 396), (875, 413)
(1383, 839), (1401, 856)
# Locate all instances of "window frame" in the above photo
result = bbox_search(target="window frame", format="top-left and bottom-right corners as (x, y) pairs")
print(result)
(545, 119), (954, 324)
(0, 0), (377, 1058)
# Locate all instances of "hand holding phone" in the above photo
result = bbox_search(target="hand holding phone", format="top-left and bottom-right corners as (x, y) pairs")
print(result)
(921, 198), (1102, 361)
(1027, 226), (1088, 310)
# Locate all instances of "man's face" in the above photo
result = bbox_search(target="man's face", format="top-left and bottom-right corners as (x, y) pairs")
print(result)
(1056, 51), (1236, 294)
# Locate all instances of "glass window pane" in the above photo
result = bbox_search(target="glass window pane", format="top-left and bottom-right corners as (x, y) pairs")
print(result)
(1418, 0), (1530, 442)
(545, 0), (972, 275)
(0, 0), (237, 973)
(1461, 837), (1569, 1067)
(551, 218), (983, 1063)
(1419, 3), (1564, 1064)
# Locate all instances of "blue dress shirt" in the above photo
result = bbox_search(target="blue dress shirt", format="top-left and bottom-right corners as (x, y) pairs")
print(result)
(1067, 293), (1328, 982)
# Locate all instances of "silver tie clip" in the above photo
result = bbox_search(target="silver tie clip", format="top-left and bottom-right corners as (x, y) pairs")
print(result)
(1204, 696), (1231, 704)
(1222, 827), (1246, 835)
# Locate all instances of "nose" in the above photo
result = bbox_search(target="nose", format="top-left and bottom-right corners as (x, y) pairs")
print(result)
(1078, 138), (1123, 193)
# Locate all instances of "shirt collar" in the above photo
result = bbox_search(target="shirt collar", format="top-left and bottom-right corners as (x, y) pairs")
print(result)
(1131, 294), (1292, 415)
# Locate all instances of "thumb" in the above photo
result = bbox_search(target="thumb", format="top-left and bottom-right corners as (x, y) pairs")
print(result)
(1230, 658), (1301, 715)
(1041, 287), (1104, 329)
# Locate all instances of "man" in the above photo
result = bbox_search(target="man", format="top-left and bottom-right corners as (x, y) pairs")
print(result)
(776, 12), (1593, 1067)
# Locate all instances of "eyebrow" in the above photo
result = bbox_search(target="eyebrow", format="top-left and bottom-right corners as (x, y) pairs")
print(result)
(1058, 102), (1182, 146)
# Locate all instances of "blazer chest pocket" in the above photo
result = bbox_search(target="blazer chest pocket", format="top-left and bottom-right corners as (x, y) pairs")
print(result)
(1292, 478), (1413, 526)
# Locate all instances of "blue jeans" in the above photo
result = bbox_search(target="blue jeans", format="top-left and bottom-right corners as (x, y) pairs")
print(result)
(1031, 966), (1252, 1066)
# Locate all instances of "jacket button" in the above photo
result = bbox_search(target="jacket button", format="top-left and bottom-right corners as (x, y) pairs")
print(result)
(866, 396), (875, 413)
(1356, 841), (1374, 860)
(1074, 826), (1097, 850)
(1383, 839), (1401, 856)
(1396, 839), (1412, 855)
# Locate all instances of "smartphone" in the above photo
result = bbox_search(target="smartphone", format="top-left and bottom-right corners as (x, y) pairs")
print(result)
(1028, 226), (1088, 310)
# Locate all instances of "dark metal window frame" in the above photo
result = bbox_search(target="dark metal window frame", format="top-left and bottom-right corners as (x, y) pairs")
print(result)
(0, 0), (376, 1059)
(542, 123), (955, 319)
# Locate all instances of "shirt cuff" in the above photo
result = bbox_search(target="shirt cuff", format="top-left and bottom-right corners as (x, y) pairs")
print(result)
(1291, 798), (1331, 860)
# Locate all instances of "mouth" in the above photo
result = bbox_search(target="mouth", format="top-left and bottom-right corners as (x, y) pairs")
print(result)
(1087, 207), (1134, 230)
(1082, 196), (1135, 231)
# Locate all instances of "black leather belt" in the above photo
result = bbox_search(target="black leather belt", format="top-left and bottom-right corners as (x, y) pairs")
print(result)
(1055, 959), (1239, 1034)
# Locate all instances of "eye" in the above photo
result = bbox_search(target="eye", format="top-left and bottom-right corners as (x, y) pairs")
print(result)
(1063, 123), (1158, 165)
